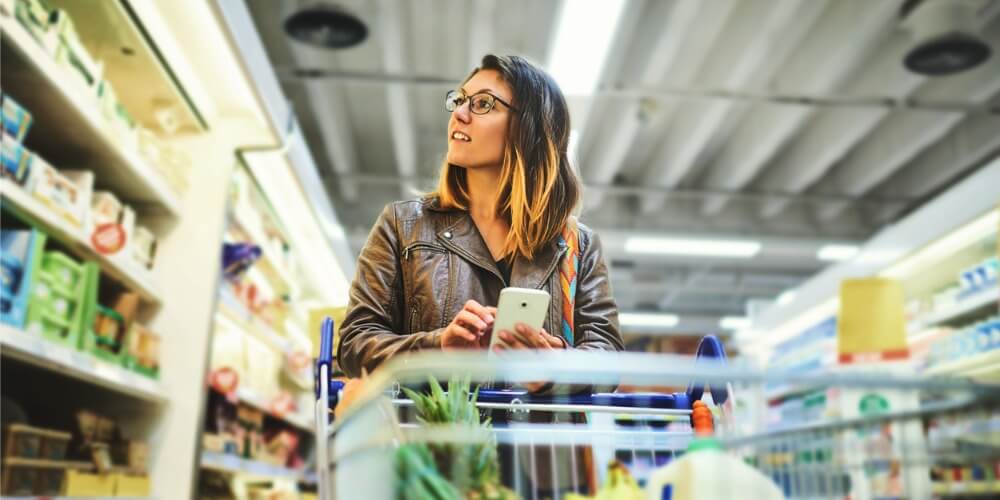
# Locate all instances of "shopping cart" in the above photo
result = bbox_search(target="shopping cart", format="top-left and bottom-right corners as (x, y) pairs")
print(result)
(315, 318), (1000, 499)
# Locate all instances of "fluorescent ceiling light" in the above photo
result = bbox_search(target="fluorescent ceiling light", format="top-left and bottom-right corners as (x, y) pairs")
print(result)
(776, 289), (796, 306)
(625, 237), (762, 258)
(817, 244), (860, 261)
(719, 316), (751, 330)
(547, 0), (628, 95)
(620, 312), (679, 328)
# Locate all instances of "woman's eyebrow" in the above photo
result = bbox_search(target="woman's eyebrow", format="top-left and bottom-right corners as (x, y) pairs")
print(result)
(462, 86), (497, 96)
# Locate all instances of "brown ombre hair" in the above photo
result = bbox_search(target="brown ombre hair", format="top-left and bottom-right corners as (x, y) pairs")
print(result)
(434, 54), (581, 260)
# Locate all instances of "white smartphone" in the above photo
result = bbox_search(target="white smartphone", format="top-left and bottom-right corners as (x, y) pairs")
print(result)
(489, 287), (551, 350)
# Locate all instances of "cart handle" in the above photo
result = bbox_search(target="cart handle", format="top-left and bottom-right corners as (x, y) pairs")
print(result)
(685, 334), (729, 405)
(316, 317), (335, 399)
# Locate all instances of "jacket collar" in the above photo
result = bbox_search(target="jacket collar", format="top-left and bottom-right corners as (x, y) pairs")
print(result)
(433, 205), (565, 289)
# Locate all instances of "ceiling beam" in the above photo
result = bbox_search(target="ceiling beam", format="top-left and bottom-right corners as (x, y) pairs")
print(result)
(816, 46), (1000, 221)
(294, 73), (359, 202)
(581, 0), (705, 210)
(756, 5), (1000, 219)
(378, 0), (418, 199)
(696, 0), (899, 216)
(636, 0), (810, 214)
(467, 0), (495, 67)
(875, 112), (1000, 222)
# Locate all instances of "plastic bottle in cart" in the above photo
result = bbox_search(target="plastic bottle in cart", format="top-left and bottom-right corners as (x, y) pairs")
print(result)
(645, 401), (784, 500)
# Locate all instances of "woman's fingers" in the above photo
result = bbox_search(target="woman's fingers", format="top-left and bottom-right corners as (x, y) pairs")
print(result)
(463, 299), (495, 324)
(515, 323), (550, 348)
(498, 330), (529, 349)
(455, 310), (488, 334)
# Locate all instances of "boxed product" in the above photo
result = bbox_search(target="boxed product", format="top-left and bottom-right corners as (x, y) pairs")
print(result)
(131, 225), (157, 269)
(96, 81), (138, 151)
(64, 469), (114, 496)
(0, 228), (44, 328)
(89, 191), (135, 256)
(50, 9), (104, 94)
(2, 93), (33, 141)
(122, 322), (159, 378)
(1, 132), (33, 185)
(3, 424), (71, 460)
(14, 0), (55, 52)
(112, 473), (150, 496)
(111, 440), (148, 472)
(29, 158), (89, 227)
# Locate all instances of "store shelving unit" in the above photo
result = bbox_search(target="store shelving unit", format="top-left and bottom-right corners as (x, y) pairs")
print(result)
(909, 284), (999, 334)
(200, 450), (306, 481)
(233, 386), (313, 433)
(926, 349), (1000, 380)
(0, 324), (165, 403)
(933, 481), (1000, 497)
(216, 287), (293, 355)
(0, 179), (162, 304)
(0, 15), (182, 215)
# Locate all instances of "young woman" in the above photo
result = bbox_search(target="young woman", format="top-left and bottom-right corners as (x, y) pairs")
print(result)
(337, 54), (623, 392)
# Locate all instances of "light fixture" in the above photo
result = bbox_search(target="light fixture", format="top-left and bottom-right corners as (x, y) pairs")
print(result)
(719, 316), (751, 330)
(547, 0), (628, 95)
(901, 0), (991, 76)
(625, 237), (762, 258)
(619, 312), (680, 328)
(817, 244), (860, 262)
(285, 3), (368, 49)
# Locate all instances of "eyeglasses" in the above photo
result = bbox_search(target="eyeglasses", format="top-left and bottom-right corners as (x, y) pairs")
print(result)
(445, 89), (518, 115)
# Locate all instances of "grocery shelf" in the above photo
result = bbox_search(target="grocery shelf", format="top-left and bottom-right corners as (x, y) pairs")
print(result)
(933, 480), (1000, 496)
(1, 179), (162, 304)
(909, 285), (998, 334)
(926, 349), (1000, 381)
(234, 387), (314, 433)
(0, 324), (166, 404)
(0, 15), (182, 216)
(216, 287), (292, 355)
(200, 450), (305, 481)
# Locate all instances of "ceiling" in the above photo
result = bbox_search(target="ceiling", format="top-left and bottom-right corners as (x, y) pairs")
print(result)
(245, 0), (1000, 338)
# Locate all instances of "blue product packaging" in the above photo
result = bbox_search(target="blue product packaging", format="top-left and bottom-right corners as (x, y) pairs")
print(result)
(1, 133), (33, 184)
(1, 94), (33, 142)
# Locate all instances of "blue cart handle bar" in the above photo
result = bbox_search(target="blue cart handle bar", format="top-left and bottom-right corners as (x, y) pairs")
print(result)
(315, 317), (729, 409)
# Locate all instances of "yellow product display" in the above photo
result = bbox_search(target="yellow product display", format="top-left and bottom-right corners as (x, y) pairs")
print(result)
(837, 278), (908, 362)
(112, 472), (151, 496)
(64, 470), (114, 496)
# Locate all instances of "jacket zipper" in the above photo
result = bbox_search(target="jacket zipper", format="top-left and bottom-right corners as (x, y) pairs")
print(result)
(402, 242), (447, 261)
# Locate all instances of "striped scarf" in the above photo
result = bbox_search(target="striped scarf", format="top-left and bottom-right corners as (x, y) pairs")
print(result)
(558, 218), (580, 345)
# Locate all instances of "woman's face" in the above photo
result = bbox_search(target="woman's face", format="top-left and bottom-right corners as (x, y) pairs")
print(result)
(446, 69), (513, 170)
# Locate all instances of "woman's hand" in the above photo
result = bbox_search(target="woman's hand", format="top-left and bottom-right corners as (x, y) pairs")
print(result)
(494, 323), (566, 393)
(441, 300), (496, 350)
(495, 323), (566, 350)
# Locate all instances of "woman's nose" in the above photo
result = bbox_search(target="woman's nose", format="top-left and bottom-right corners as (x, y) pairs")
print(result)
(453, 99), (471, 123)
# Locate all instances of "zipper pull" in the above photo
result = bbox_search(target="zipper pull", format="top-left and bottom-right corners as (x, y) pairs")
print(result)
(403, 246), (410, 260)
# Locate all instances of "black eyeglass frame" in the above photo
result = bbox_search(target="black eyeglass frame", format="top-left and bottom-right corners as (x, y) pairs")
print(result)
(445, 89), (519, 114)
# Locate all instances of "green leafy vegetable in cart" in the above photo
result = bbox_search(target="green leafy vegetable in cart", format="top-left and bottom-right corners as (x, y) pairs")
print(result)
(395, 376), (519, 500)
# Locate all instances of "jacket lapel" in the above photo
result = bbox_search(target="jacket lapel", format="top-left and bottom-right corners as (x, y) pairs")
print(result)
(435, 212), (504, 283)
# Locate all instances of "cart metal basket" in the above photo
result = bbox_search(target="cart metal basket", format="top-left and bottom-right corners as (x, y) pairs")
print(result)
(315, 318), (1000, 499)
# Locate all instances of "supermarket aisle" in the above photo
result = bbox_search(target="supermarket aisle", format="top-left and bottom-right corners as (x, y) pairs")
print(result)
(1, 0), (998, 499)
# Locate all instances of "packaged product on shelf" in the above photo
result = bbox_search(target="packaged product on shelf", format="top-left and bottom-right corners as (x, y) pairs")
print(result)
(49, 9), (104, 94)
(2, 93), (33, 141)
(96, 80), (138, 152)
(25, 253), (95, 348)
(0, 228), (42, 329)
(1, 132), (33, 185)
(89, 191), (135, 256)
(131, 225), (157, 269)
(28, 157), (88, 227)
(65, 469), (115, 497)
(91, 305), (124, 356)
(111, 440), (149, 473)
(123, 322), (160, 378)
(13, 0), (55, 52)
(3, 424), (70, 459)
(112, 473), (151, 496)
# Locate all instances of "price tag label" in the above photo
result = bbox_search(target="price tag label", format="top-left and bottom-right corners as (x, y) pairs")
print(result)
(47, 344), (74, 367)
(93, 362), (122, 385)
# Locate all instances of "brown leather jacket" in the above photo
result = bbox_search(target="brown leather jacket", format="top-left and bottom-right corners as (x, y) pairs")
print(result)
(337, 196), (623, 378)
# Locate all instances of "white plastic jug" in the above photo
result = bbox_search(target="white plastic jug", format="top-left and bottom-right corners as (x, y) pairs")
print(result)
(645, 437), (784, 500)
